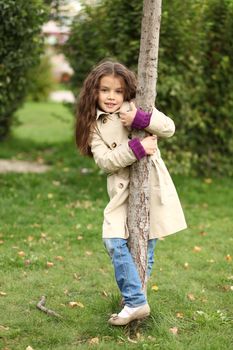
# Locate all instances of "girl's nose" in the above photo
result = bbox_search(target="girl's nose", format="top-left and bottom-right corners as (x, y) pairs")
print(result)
(108, 91), (114, 99)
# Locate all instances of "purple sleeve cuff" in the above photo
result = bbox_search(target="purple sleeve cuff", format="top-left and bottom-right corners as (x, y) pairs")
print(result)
(128, 138), (146, 160)
(131, 109), (151, 129)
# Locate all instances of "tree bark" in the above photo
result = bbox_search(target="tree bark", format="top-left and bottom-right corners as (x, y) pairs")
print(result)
(128, 0), (162, 292)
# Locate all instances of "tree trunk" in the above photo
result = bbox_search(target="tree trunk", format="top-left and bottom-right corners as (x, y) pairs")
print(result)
(128, 0), (162, 292)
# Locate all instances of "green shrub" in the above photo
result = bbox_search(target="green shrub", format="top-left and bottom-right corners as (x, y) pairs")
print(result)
(27, 54), (55, 102)
(0, 0), (47, 139)
(64, 0), (233, 176)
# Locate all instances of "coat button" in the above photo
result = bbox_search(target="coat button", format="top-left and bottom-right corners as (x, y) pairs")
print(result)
(111, 142), (117, 148)
(118, 183), (124, 189)
(102, 117), (108, 124)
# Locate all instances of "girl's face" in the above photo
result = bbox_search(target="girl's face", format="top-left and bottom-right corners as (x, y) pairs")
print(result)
(98, 75), (125, 113)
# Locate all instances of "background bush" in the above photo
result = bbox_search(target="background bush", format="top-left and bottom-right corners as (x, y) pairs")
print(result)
(26, 54), (55, 102)
(0, 0), (47, 140)
(64, 0), (233, 176)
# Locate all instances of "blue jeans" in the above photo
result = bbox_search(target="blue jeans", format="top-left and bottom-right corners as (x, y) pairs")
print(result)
(103, 238), (157, 307)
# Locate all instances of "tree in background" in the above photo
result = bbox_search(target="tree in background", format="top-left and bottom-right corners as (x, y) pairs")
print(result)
(0, 0), (47, 140)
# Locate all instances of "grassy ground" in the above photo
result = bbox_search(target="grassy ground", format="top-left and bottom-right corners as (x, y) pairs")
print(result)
(0, 102), (232, 350)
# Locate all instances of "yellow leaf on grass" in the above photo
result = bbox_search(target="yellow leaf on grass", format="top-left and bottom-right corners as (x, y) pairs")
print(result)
(176, 312), (184, 319)
(89, 337), (99, 345)
(26, 346), (34, 350)
(187, 293), (195, 301)
(151, 285), (159, 292)
(85, 251), (93, 256)
(0, 325), (9, 331)
(18, 251), (26, 257)
(47, 193), (53, 199)
(55, 256), (64, 261)
(0, 292), (7, 296)
(184, 262), (189, 269)
(46, 262), (54, 268)
(77, 235), (83, 240)
(204, 178), (212, 184)
(0, 240), (4, 244)
(68, 301), (84, 308)
(225, 254), (232, 262)
(193, 246), (202, 252)
(169, 327), (178, 335)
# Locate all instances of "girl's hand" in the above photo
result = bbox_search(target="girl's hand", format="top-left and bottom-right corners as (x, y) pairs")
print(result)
(141, 136), (157, 155)
(119, 102), (137, 127)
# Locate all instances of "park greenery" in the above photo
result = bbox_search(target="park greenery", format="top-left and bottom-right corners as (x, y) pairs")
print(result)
(0, 0), (47, 140)
(0, 101), (232, 349)
(64, 0), (233, 176)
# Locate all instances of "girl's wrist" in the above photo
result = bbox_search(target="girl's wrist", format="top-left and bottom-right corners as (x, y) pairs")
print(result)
(128, 138), (146, 160)
(131, 109), (152, 129)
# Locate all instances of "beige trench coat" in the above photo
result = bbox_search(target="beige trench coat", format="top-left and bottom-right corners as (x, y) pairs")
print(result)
(90, 102), (187, 239)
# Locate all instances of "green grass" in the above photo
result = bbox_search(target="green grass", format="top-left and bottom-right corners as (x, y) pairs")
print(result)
(0, 101), (232, 350)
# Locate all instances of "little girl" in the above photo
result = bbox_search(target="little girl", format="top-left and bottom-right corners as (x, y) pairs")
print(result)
(76, 60), (187, 326)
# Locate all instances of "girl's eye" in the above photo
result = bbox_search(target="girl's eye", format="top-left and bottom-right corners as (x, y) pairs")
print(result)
(100, 88), (108, 92)
(116, 90), (123, 94)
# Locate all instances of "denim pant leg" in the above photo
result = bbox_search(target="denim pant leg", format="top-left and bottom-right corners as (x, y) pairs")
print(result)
(147, 239), (158, 278)
(103, 238), (147, 307)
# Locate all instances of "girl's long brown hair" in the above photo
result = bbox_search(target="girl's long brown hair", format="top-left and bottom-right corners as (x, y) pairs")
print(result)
(76, 60), (137, 156)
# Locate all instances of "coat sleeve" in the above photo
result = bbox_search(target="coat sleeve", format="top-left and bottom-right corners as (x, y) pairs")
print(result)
(145, 108), (175, 137)
(90, 129), (137, 174)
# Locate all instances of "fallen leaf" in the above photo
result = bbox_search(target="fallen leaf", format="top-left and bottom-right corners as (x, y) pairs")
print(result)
(18, 251), (26, 257)
(27, 235), (34, 242)
(77, 236), (83, 240)
(202, 203), (208, 208)
(204, 178), (212, 184)
(46, 262), (54, 268)
(53, 181), (61, 186)
(68, 301), (84, 308)
(176, 312), (184, 319)
(85, 251), (93, 256)
(0, 291), (7, 296)
(24, 259), (31, 266)
(199, 231), (207, 236)
(26, 346), (34, 350)
(73, 273), (81, 280)
(193, 246), (202, 252)
(169, 326), (178, 335)
(63, 289), (69, 295)
(225, 254), (232, 262)
(184, 262), (189, 269)
(47, 193), (53, 199)
(187, 293), (195, 301)
(0, 325), (9, 331)
(127, 337), (138, 344)
(151, 285), (159, 292)
(41, 232), (47, 239)
(55, 256), (64, 261)
(207, 259), (215, 263)
(102, 290), (108, 297)
(87, 224), (93, 230)
(0, 240), (4, 244)
(88, 337), (99, 345)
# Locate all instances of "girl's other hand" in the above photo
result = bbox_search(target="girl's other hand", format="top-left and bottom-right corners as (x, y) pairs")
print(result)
(119, 102), (137, 127)
(141, 136), (157, 155)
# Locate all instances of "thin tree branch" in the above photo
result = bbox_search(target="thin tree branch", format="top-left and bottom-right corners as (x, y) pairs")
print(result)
(36, 296), (62, 318)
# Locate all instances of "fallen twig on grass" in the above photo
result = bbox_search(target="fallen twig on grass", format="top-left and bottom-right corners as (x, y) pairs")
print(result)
(36, 296), (62, 318)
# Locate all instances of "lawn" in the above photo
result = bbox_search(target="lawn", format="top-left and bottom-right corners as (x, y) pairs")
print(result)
(0, 101), (232, 350)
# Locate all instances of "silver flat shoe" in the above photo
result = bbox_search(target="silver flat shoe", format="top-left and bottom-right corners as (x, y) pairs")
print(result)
(108, 303), (150, 326)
